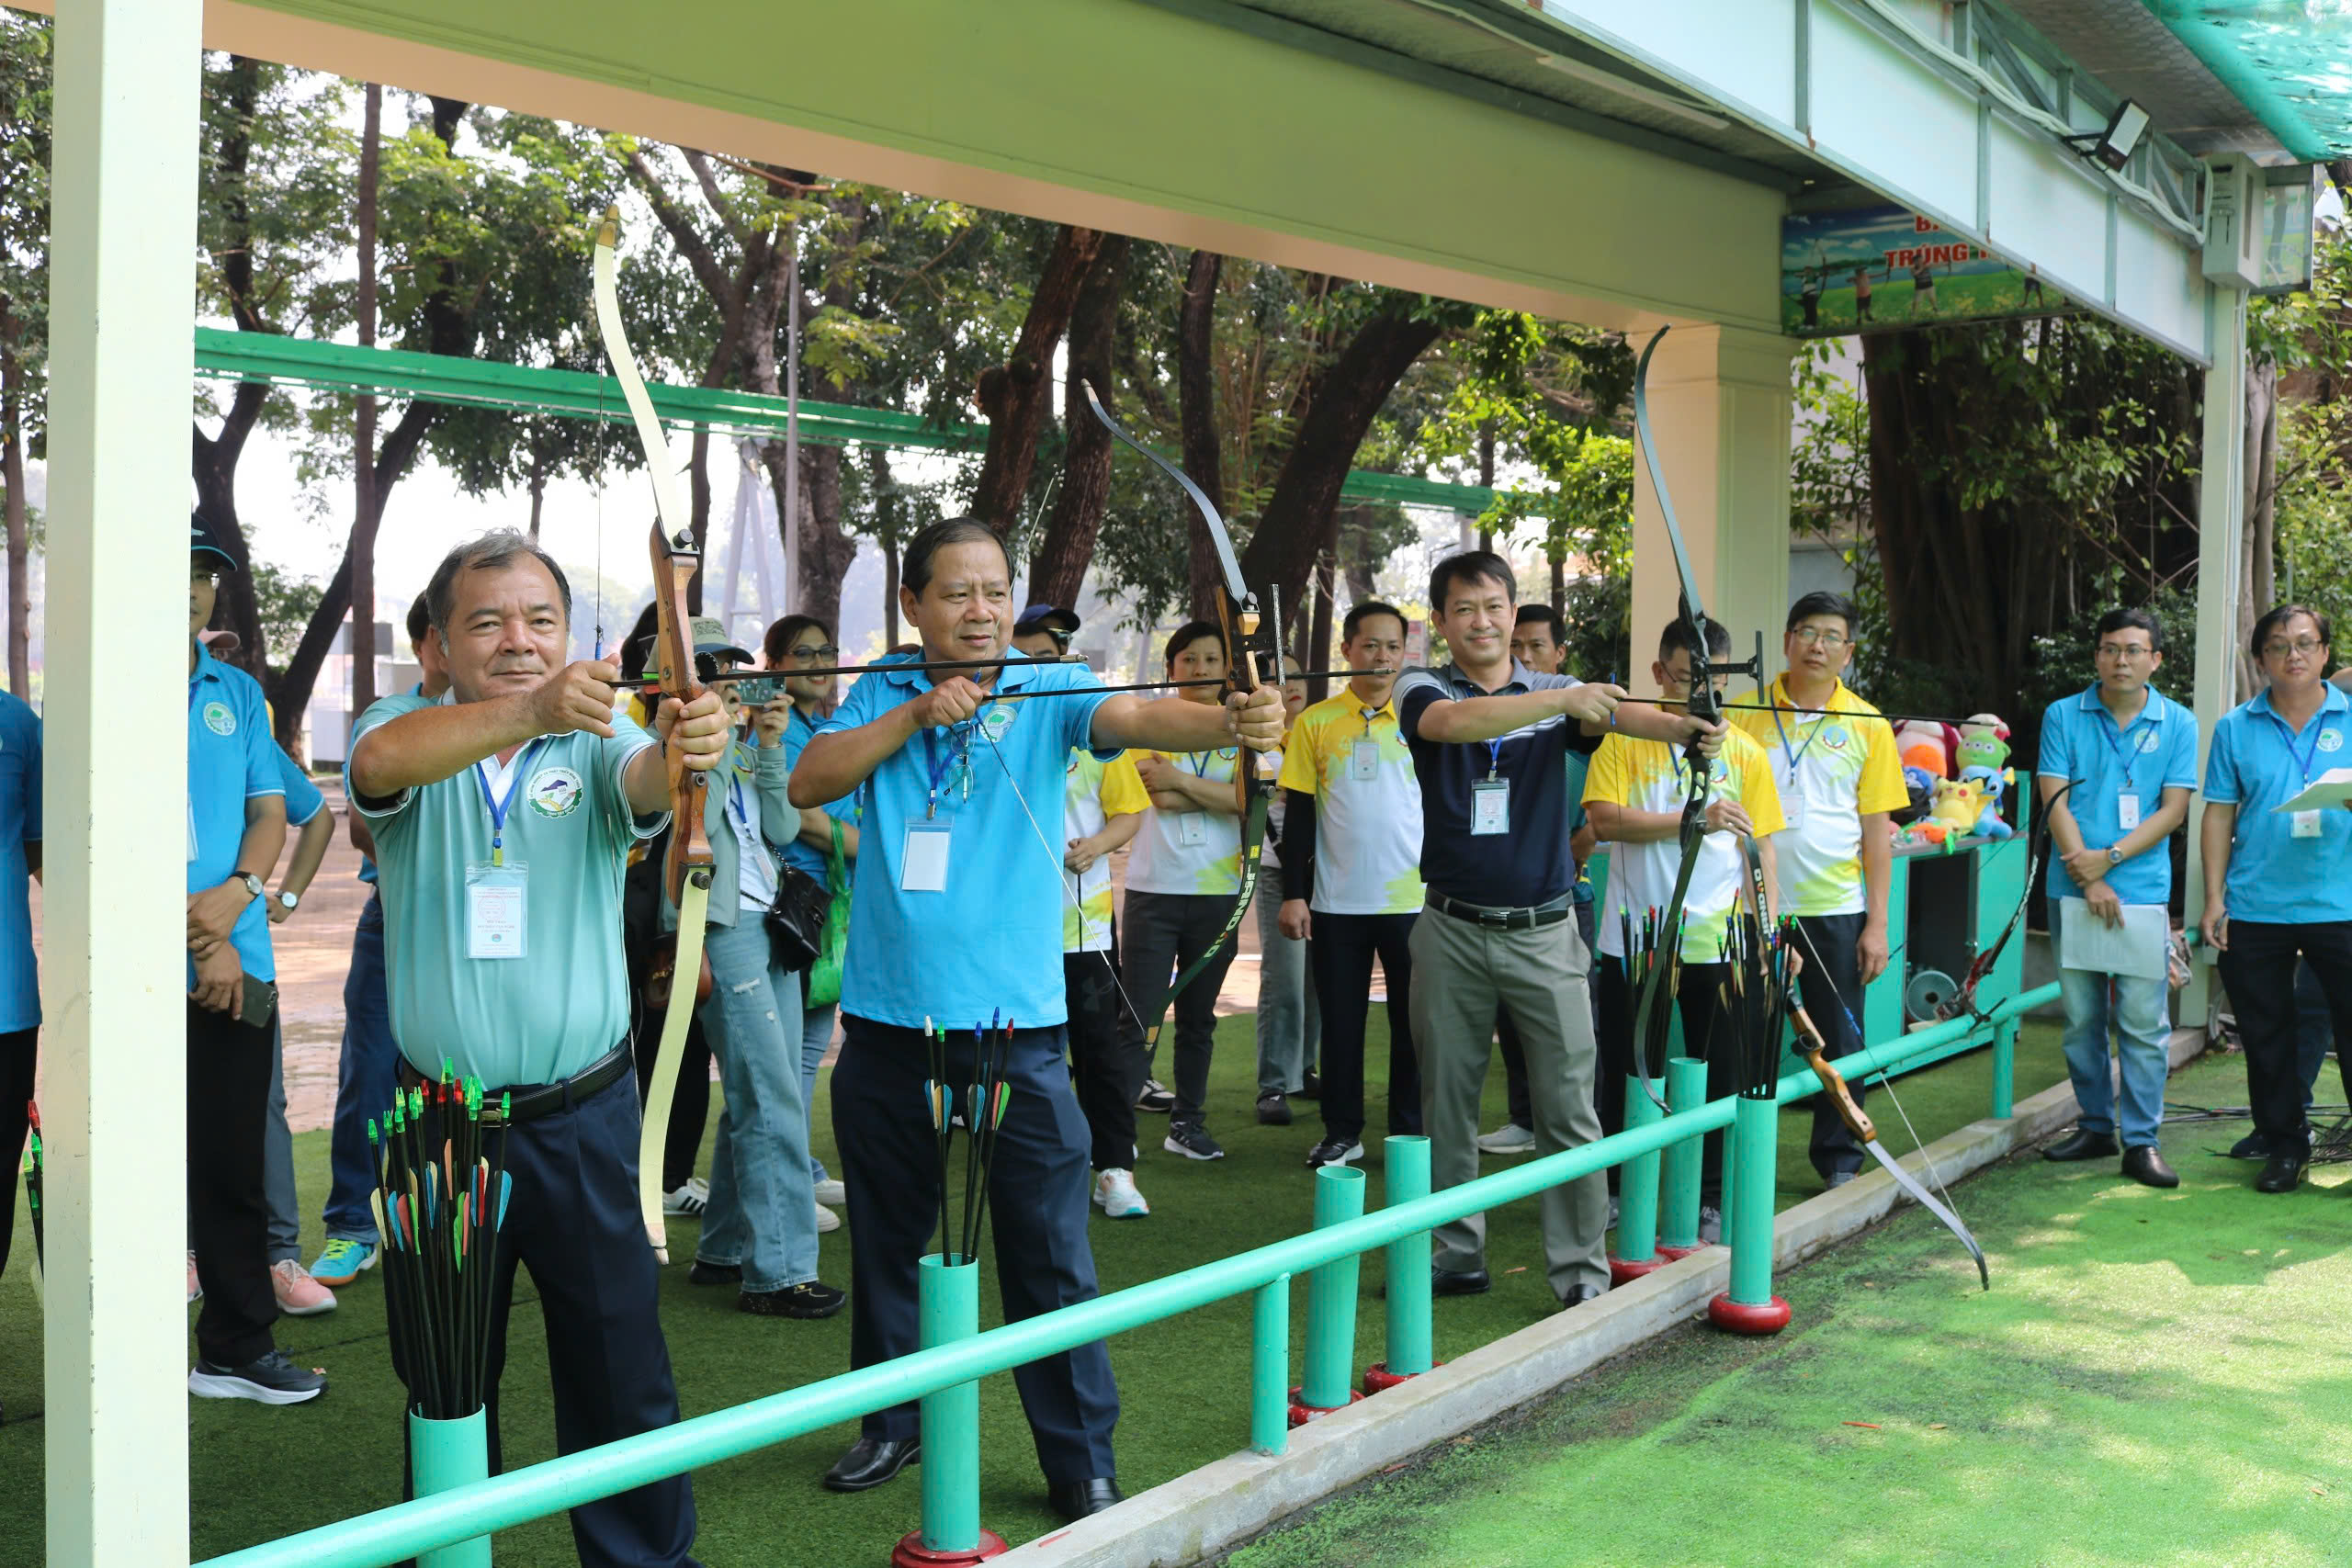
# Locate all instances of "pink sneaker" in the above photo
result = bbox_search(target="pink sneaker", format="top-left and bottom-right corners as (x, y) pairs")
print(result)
(271, 1258), (337, 1316)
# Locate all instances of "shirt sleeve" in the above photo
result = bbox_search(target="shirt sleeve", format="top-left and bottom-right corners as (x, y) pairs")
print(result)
(23, 711), (39, 843)
(1100, 752), (1150, 817)
(594, 708), (665, 843)
(2162, 710), (2200, 791)
(2037, 705), (2076, 782)
(1582, 735), (1631, 807)
(345, 694), (433, 820)
(816, 669), (888, 738)
(1045, 667), (1117, 761)
(275, 749), (327, 827)
(239, 683), (285, 805)
(1856, 716), (1908, 814)
(1275, 714), (1322, 795)
(1739, 743), (1787, 837)
(2201, 716), (2242, 805)
(1394, 671), (1442, 742)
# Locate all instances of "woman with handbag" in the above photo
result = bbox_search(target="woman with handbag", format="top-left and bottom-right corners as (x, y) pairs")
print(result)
(669, 618), (845, 1318)
(766, 615), (861, 1224)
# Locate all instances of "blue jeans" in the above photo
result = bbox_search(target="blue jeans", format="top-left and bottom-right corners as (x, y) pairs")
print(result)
(695, 919), (818, 1292)
(265, 1023), (299, 1263)
(322, 893), (400, 1243)
(801, 1003), (836, 1185)
(1253, 878), (1320, 1095)
(2054, 902), (2172, 1147)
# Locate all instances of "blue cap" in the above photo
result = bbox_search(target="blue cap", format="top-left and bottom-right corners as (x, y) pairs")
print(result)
(1014, 604), (1080, 636)
(190, 511), (239, 570)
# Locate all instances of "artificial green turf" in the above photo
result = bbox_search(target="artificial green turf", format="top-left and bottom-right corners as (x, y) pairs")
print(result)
(0, 1014), (2071, 1565)
(1225, 1047), (2352, 1568)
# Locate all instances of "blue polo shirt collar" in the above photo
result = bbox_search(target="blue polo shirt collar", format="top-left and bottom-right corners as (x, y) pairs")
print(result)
(878, 650), (1053, 695)
(2247, 682), (2350, 728)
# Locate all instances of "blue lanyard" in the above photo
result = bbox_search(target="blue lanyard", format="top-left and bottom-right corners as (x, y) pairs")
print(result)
(921, 725), (971, 819)
(472, 739), (548, 866)
(2094, 702), (2154, 797)
(1483, 739), (1503, 780)
(1767, 685), (1828, 781)
(2262, 706), (2330, 789)
(1183, 750), (1221, 778)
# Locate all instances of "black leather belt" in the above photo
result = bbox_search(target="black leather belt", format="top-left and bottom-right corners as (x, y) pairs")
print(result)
(400, 1042), (633, 1123)
(1427, 890), (1574, 931)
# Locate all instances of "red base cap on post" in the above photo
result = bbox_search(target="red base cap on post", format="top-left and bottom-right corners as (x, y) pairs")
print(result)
(891, 1529), (1009, 1567)
(1654, 1243), (1702, 1262)
(1288, 1385), (1365, 1427)
(1608, 1254), (1668, 1285)
(1706, 1292), (1792, 1336)
(1362, 1360), (1445, 1394)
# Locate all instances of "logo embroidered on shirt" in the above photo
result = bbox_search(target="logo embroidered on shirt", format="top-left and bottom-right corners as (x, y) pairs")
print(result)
(978, 703), (1018, 743)
(202, 702), (235, 736)
(2321, 729), (2344, 754)
(526, 765), (585, 818)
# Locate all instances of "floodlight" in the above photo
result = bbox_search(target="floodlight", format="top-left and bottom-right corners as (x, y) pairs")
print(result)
(2064, 99), (2149, 173)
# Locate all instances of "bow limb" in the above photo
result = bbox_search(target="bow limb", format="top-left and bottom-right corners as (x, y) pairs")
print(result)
(596, 207), (713, 1261)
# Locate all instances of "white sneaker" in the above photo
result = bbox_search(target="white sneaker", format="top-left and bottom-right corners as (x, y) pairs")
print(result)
(1476, 1122), (1536, 1156)
(270, 1258), (338, 1316)
(812, 1178), (847, 1207)
(815, 1203), (842, 1234)
(662, 1178), (709, 1217)
(1092, 1168), (1151, 1219)
(187, 1249), (202, 1304)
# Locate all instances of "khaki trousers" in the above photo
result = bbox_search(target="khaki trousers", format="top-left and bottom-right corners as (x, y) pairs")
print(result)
(1408, 901), (1610, 1300)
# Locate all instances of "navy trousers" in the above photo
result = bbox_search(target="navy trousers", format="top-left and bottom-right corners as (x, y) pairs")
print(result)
(390, 1072), (699, 1568)
(323, 893), (400, 1242)
(834, 1014), (1120, 1483)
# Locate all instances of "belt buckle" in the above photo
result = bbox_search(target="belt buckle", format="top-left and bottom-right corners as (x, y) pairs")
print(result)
(1480, 907), (1509, 927)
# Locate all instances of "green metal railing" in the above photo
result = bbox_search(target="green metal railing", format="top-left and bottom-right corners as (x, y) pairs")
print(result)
(201, 984), (2056, 1568)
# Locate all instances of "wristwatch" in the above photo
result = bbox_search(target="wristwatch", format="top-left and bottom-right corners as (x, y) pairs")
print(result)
(2107, 846), (2125, 865)
(236, 871), (266, 902)
(276, 889), (300, 913)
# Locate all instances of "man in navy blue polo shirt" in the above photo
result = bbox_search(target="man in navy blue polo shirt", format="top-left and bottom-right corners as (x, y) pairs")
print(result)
(0, 681), (37, 1306)
(790, 517), (1282, 1517)
(182, 512), (320, 1405)
(2037, 609), (2199, 1188)
(2200, 604), (2352, 1194)
(1394, 551), (1721, 1310)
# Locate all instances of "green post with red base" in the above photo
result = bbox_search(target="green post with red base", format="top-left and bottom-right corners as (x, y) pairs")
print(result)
(894, 1254), (1007, 1567)
(1365, 1136), (1437, 1393)
(1608, 1077), (1665, 1284)
(1656, 1056), (1708, 1260)
(1291, 1164), (1366, 1425)
(1707, 1093), (1792, 1336)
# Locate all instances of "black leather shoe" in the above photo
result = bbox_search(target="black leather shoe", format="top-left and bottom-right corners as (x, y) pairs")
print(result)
(1046, 1477), (1125, 1519)
(1432, 1267), (1491, 1297)
(2228, 1129), (2273, 1161)
(2120, 1145), (2179, 1189)
(687, 1259), (741, 1286)
(2042, 1128), (2119, 1162)
(1559, 1282), (1607, 1310)
(822, 1437), (920, 1492)
(2255, 1149), (2308, 1194)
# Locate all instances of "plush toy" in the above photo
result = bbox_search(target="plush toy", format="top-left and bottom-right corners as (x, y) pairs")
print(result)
(1958, 764), (2016, 839)
(1956, 714), (2011, 775)
(1928, 774), (1991, 846)
(1895, 717), (1956, 779)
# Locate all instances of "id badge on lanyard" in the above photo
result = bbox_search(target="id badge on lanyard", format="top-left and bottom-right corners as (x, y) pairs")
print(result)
(466, 862), (527, 958)
(902, 821), (952, 891)
(1471, 738), (1509, 835)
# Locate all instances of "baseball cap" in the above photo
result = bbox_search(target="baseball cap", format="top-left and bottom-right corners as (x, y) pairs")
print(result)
(1013, 604), (1080, 637)
(191, 511), (239, 570)
(687, 615), (753, 664)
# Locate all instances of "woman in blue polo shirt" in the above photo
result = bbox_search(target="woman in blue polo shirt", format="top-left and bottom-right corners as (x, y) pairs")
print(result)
(765, 613), (861, 1224)
(2199, 604), (2352, 1194)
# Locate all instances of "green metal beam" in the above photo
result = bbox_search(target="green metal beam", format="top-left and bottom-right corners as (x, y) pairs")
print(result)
(191, 327), (1498, 513)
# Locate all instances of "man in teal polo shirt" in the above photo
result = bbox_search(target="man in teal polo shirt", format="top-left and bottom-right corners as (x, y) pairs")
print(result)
(181, 512), (316, 1406)
(789, 517), (1282, 1517)
(2199, 604), (2352, 1195)
(2038, 609), (2199, 1188)
(348, 530), (729, 1568)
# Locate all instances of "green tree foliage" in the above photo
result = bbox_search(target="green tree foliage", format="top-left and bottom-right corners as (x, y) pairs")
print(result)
(2259, 231), (2352, 624)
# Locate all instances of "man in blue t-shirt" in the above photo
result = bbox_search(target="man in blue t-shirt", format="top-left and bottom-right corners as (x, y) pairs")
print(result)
(181, 512), (316, 1405)
(2199, 604), (2352, 1194)
(0, 684), (38, 1301)
(2037, 609), (2199, 1188)
(789, 517), (1282, 1517)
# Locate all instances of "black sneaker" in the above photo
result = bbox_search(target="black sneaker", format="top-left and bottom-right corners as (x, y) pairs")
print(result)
(187, 1348), (327, 1405)
(741, 1280), (847, 1318)
(687, 1259), (742, 1286)
(1296, 1069), (1321, 1100)
(1256, 1091), (1293, 1126)
(1135, 1078), (1176, 1114)
(2228, 1129), (2273, 1161)
(1163, 1121), (1226, 1161)
(1304, 1137), (1363, 1168)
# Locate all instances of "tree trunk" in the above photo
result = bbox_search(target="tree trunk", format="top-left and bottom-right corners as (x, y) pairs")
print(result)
(349, 82), (382, 728)
(0, 301), (28, 697)
(1027, 236), (1130, 610)
(687, 427), (711, 615)
(1475, 422), (1495, 554)
(1177, 249), (1227, 619)
(968, 225), (1105, 535)
(1238, 302), (1444, 614)
(762, 442), (854, 635)
(2238, 354), (2278, 702)
(1306, 552), (1335, 703)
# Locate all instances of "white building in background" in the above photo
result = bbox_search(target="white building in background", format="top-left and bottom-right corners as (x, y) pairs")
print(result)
(301, 613), (413, 766)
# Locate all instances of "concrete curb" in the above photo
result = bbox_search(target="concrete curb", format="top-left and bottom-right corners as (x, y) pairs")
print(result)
(1002, 1028), (2211, 1568)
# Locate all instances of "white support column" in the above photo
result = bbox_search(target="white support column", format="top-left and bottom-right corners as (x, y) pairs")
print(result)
(44, 4), (204, 1565)
(1629, 324), (1798, 689)
(2184, 283), (2248, 1024)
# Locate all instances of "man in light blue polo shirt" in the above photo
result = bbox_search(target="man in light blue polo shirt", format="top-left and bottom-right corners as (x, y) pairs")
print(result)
(181, 512), (314, 1405)
(2037, 608), (2199, 1188)
(2199, 604), (2352, 1195)
(789, 516), (1282, 1517)
(349, 530), (729, 1568)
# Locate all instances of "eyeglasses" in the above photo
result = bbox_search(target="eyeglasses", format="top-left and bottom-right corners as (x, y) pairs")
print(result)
(2096, 644), (2154, 660)
(786, 644), (841, 665)
(2263, 638), (2325, 659)
(191, 570), (220, 588)
(1790, 627), (1849, 649)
